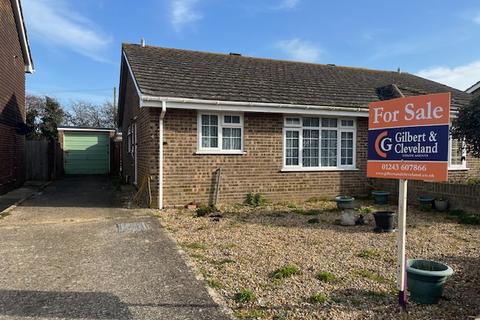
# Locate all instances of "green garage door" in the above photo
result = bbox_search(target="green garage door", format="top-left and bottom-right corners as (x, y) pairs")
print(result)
(64, 132), (110, 174)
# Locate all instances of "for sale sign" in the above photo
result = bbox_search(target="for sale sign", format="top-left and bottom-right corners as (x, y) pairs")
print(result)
(367, 93), (450, 182)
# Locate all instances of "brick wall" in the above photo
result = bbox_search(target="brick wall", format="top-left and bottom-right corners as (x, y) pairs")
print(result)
(121, 69), (160, 206)
(372, 153), (480, 210)
(162, 109), (370, 207)
(0, 0), (26, 194)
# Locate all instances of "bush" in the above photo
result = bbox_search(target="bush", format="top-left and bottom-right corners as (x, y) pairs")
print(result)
(196, 204), (216, 217)
(308, 292), (330, 304)
(466, 177), (480, 185)
(307, 218), (320, 224)
(316, 271), (337, 283)
(234, 289), (256, 303)
(357, 249), (380, 259)
(245, 193), (267, 207)
(271, 264), (301, 279)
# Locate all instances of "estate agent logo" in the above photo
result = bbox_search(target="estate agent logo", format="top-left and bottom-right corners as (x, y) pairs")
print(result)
(367, 93), (450, 182)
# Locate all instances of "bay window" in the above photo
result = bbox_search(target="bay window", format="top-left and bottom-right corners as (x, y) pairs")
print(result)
(198, 112), (244, 153)
(283, 116), (356, 170)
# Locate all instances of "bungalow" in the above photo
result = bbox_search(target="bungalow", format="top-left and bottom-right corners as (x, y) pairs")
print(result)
(117, 43), (478, 208)
(0, 0), (34, 194)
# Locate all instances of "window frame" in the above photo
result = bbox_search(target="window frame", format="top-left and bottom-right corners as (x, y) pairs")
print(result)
(448, 135), (467, 170)
(282, 115), (357, 171)
(197, 111), (245, 154)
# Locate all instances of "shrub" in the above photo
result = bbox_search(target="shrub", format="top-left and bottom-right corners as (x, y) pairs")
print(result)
(271, 264), (301, 279)
(245, 193), (267, 207)
(316, 271), (337, 283)
(359, 206), (374, 214)
(196, 204), (216, 217)
(234, 289), (256, 303)
(307, 218), (320, 224)
(181, 242), (207, 250)
(466, 177), (480, 185)
(458, 213), (480, 225)
(353, 269), (388, 283)
(207, 278), (222, 289)
(357, 249), (380, 259)
(308, 292), (330, 304)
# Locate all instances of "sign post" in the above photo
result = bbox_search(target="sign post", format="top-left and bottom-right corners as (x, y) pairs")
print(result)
(367, 92), (450, 310)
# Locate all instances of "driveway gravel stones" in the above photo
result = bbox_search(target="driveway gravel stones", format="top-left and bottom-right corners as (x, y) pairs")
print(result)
(159, 200), (480, 320)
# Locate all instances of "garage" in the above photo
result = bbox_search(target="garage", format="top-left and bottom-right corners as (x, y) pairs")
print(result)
(58, 127), (115, 175)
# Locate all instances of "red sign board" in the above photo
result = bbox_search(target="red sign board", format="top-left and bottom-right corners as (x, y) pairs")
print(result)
(367, 93), (450, 182)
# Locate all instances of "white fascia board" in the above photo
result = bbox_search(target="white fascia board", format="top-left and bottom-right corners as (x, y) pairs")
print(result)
(122, 50), (143, 106)
(57, 127), (115, 133)
(142, 96), (369, 117)
(11, 0), (34, 73)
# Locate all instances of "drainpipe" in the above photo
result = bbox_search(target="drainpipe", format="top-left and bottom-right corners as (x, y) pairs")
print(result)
(158, 101), (167, 209)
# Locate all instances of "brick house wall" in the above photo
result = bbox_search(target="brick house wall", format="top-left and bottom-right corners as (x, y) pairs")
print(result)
(125, 106), (480, 208)
(162, 109), (370, 207)
(0, 0), (26, 194)
(121, 70), (160, 205)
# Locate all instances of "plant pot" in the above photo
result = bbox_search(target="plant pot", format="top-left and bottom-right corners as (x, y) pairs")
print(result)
(418, 195), (434, 209)
(372, 191), (390, 204)
(373, 211), (395, 232)
(407, 259), (454, 304)
(335, 195), (355, 210)
(434, 199), (448, 212)
(340, 209), (356, 226)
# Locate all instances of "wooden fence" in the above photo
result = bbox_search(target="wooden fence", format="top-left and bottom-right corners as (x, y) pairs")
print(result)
(26, 140), (62, 181)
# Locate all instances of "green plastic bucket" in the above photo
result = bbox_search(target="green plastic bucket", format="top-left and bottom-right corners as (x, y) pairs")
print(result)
(407, 259), (453, 304)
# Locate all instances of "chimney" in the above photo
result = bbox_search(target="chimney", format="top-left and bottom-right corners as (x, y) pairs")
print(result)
(140, 38), (145, 47)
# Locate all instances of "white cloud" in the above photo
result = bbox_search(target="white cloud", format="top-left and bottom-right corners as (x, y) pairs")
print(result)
(22, 0), (112, 62)
(276, 38), (322, 62)
(274, 0), (300, 10)
(474, 12), (480, 24)
(416, 60), (480, 90)
(170, 0), (202, 31)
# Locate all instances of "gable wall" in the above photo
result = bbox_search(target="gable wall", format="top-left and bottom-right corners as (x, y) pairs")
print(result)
(0, 0), (26, 194)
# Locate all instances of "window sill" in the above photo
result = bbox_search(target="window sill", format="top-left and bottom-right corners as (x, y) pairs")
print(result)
(448, 167), (469, 171)
(281, 167), (359, 172)
(195, 150), (246, 155)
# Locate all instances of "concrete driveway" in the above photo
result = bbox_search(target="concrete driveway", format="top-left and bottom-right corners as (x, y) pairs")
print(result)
(0, 176), (229, 320)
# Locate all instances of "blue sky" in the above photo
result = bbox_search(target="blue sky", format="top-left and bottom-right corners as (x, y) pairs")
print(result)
(22, 0), (480, 106)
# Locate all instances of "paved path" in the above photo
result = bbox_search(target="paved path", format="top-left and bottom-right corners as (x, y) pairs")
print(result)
(0, 176), (229, 320)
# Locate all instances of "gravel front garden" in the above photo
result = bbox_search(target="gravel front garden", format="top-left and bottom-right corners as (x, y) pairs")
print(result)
(157, 199), (479, 320)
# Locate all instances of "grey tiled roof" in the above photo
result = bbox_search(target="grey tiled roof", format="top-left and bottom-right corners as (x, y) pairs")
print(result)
(122, 43), (471, 110)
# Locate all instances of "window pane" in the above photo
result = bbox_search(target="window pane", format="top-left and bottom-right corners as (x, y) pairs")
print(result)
(285, 117), (301, 126)
(303, 129), (319, 167)
(286, 130), (299, 166)
(322, 118), (337, 128)
(224, 115), (232, 123)
(341, 131), (353, 165)
(222, 127), (241, 150)
(321, 129), (337, 166)
(201, 115), (218, 148)
(341, 119), (354, 127)
(451, 138), (463, 165)
(303, 117), (319, 127)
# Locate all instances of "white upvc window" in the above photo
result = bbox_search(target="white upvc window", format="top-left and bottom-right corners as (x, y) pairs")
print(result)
(448, 136), (467, 170)
(283, 116), (356, 171)
(197, 112), (244, 154)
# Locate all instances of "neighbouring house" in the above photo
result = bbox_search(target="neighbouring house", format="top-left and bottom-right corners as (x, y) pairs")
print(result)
(0, 0), (34, 194)
(466, 81), (480, 97)
(117, 43), (480, 209)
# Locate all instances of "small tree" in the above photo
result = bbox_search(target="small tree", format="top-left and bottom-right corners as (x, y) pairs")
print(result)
(26, 94), (44, 139)
(452, 95), (480, 157)
(66, 100), (116, 128)
(40, 96), (64, 140)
